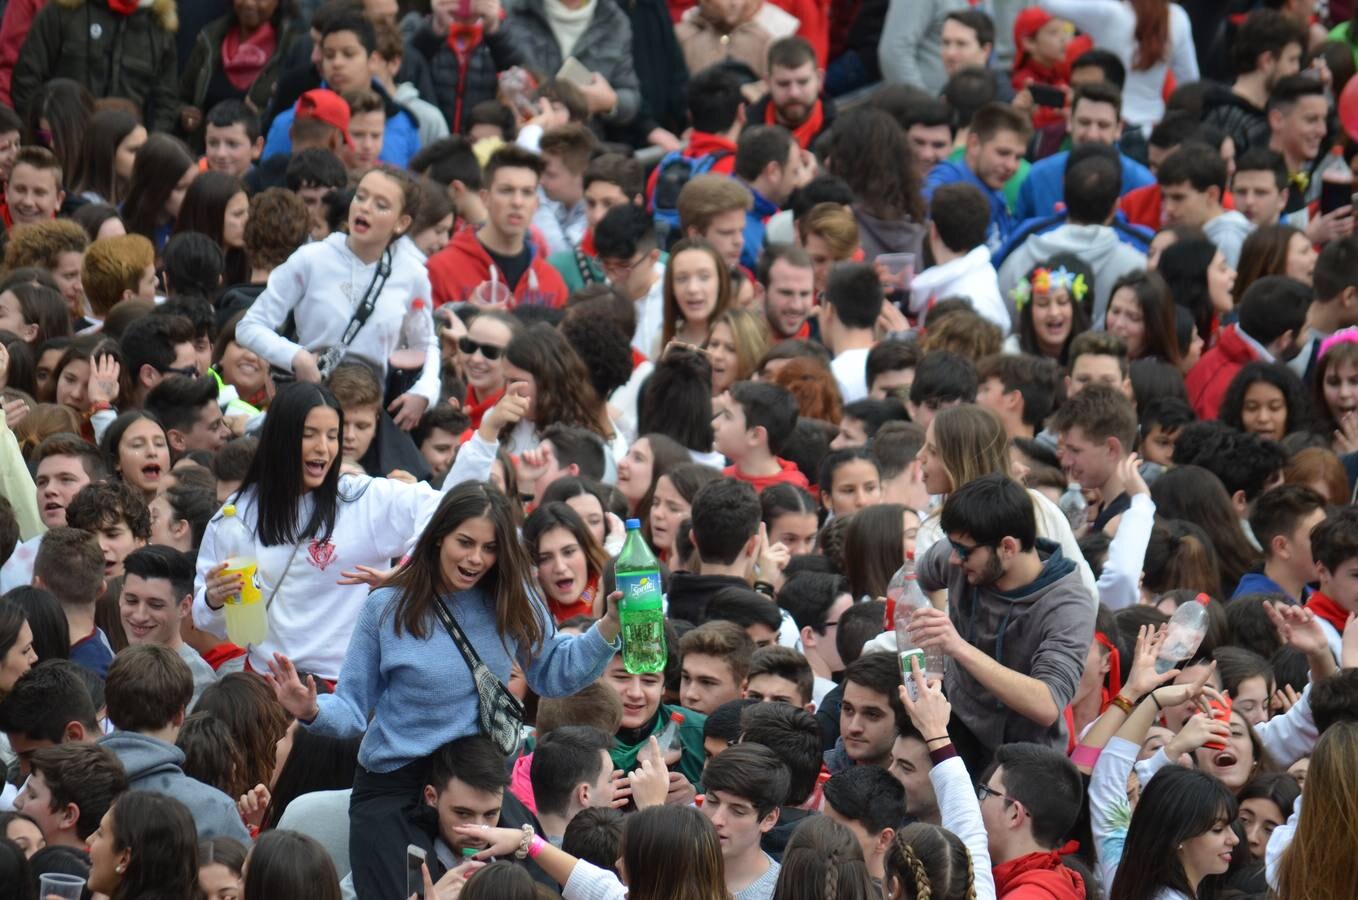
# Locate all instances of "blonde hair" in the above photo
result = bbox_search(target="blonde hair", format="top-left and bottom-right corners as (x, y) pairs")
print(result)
(81, 234), (154, 315)
(4, 219), (88, 271)
(798, 202), (859, 259)
(708, 308), (770, 385)
(931, 405), (1011, 494)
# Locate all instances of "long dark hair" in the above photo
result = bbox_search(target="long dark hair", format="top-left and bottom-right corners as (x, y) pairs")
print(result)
(826, 107), (925, 222)
(638, 346), (714, 452)
(242, 830), (341, 900)
(1158, 238), (1219, 343)
(25, 79), (93, 190)
(619, 806), (727, 900)
(777, 815), (879, 900)
(236, 382), (343, 546)
(1109, 767), (1237, 900)
(108, 792), (200, 900)
(885, 822), (976, 900)
(524, 501), (607, 588)
(97, 409), (166, 483)
(194, 673), (292, 792)
(461, 861), (542, 900)
(122, 134), (195, 240)
(74, 110), (140, 205)
(262, 728), (361, 829)
(1110, 269), (1181, 366)
(174, 171), (248, 285)
(386, 482), (543, 655)
(1150, 466), (1261, 598)
(844, 503), (906, 601)
(6, 282), (71, 347)
(1016, 254), (1093, 364)
(1219, 362), (1314, 439)
(1233, 224), (1305, 306)
(504, 324), (610, 439)
(3, 586), (69, 660)
(0, 599), (27, 666)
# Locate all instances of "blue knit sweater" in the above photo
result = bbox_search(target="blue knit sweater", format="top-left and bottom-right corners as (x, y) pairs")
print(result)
(307, 585), (618, 773)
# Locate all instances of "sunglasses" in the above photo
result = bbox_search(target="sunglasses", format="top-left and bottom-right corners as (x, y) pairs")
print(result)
(159, 365), (200, 378)
(458, 336), (504, 361)
(948, 539), (990, 562)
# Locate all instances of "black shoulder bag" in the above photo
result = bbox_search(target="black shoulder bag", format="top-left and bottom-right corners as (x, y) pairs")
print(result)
(313, 247), (395, 379)
(432, 598), (525, 756)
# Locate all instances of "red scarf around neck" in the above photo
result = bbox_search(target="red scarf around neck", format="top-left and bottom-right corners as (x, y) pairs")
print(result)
(107, 0), (142, 15)
(765, 98), (824, 150)
(1306, 590), (1350, 635)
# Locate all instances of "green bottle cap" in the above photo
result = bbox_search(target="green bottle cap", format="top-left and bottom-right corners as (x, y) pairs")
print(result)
(461, 847), (478, 858)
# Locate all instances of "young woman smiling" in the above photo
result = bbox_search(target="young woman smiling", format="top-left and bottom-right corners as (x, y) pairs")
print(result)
(659, 239), (732, 351)
(194, 382), (519, 682)
(457, 309), (521, 430)
(236, 168), (441, 431)
(524, 502), (608, 622)
(265, 479), (621, 899)
(615, 433), (689, 518)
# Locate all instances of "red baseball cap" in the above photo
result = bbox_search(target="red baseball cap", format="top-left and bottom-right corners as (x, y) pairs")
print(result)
(295, 89), (353, 147)
(1013, 8), (1055, 68)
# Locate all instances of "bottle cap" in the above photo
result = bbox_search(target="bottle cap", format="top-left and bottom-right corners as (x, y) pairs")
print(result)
(222, 504), (236, 517)
(1195, 592), (1211, 606)
(412, 298), (426, 309)
(669, 712), (685, 724)
(461, 847), (478, 857)
(625, 518), (641, 529)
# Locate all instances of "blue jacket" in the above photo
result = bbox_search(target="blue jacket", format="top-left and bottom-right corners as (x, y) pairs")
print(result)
(741, 184), (780, 271)
(262, 79), (422, 167)
(1231, 570), (1308, 604)
(993, 210), (1153, 269)
(1014, 151), (1155, 223)
(924, 159), (1014, 252)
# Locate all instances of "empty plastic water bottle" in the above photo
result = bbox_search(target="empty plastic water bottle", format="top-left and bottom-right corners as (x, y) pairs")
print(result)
(888, 554), (944, 698)
(1058, 483), (1087, 530)
(1154, 593), (1212, 674)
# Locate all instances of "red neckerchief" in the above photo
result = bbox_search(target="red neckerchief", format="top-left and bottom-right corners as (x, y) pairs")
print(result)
(630, 348), (648, 370)
(1095, 631), (1122, 707)
(202, 643), (248, 671)
(0, 197), (12, 230)
(464, 384), (503, 430)
(447, 21), (486, 129)
(1306, 590), (1349, 634)
(107, 0), (140, 14)
(221, 22), (278, 92)
(550, 573), (599, 623)
(766, 98), (824, 150)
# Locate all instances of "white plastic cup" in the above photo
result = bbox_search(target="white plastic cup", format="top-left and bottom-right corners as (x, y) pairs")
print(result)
(470, 280), (514, 308)
(39, 873), (86, 900)
(877, 252), (916, 292)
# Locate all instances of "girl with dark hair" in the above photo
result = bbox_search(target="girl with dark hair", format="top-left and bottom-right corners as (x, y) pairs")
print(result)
(1141, 519), (1223, 602)
(1157, 238), (1235, 344)
(646, 462), (723, 562)
(659, 239), (731, 349)
(50, 338), (130, 436)
(198, 837), (247, 900)
(24, 79), (93, 193)
(843, 503), (910, 602)
(466, 804), (728, 900)
(121, 134), (199, 251)
(1150, 466), (1261, 597)
(98, 410), (171, 501)
(1310, 333), (1358, 454)
(1004, 256), (1093, 365)
(3, 587), (69, 662)
(637, 345), (718, 462)
(211, 311), (273, 413)
(0, 599), (36, 698)
(194, 673), (290, 797)
(615, 433), (689, 518)
(761, 482), (820, 557)
(0, 283), (71, 347)
(1105, 269), (1182, 366)
(194, 381), (493, 682)
(1232, 224), (1315, 304)
(523, 502), (609, 622)
(87, 791), (200, 900)
(824, 107), (926, 264)
(502, 323), (614, 453)
(174, 171), (250, 287)
(241, 830), (341, 900)
(262, 727), (362, 830)
(265, 480), (621, 899)
(0, 836), (33, 899)
(1218, 362), (1314, 442)
(540, 476), (622, 554)
(72, 110), (145, 206)
(778, 816), (879, 900)
(407, 176), (456, 259)
(1235, 773), (1299, 861)
(237, 168), (439, 430)
(456, 309), (522, 430)
(71, 203), (128, 243)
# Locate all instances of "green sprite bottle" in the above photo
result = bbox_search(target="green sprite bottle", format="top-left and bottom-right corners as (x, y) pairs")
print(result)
(615, 518), (666, 673)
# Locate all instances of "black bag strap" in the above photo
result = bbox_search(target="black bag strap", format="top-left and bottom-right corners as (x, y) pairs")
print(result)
(432, 596), (486, 670)
(337, 247), (394, 348)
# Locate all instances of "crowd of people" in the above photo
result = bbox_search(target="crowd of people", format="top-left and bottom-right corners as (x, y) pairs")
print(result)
(0, 0), (1357, 898)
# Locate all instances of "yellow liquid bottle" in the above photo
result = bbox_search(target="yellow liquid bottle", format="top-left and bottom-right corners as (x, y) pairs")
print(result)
(218, 505), (269, 647)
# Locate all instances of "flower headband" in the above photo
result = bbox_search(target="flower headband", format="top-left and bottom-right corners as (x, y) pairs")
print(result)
(1319, 326), (1358, 360)
(1009, 266), (1089, 311)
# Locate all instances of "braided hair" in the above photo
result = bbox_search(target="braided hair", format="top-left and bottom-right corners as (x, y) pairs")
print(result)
(886, 824), (977, 900)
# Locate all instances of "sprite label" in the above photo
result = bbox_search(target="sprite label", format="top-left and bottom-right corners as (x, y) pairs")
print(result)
(617, 570), (665, 674)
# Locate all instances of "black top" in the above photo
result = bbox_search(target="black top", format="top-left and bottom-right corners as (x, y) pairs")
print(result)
(1092, 491), (1132, 533)
(483, 240), (532, 292)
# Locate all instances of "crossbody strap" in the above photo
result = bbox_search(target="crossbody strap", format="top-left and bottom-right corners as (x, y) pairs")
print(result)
(432, 596), (485, 670)
(337, 247), (394, 349)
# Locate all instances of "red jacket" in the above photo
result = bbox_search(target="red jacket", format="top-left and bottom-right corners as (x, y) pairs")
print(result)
(645, 130), (738, 209)
(723, 457), (810, 493)
(0, 0), (44, 106)
(993, 851), (1085, 900)
(427, 227), (568, 308)
(1185, 323), (1261, 420)
(1120, 184), (1239, 230)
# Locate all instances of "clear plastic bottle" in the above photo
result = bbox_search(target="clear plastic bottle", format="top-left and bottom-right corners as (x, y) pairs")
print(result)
(389, 299), (431, 371)
(616, 518), (666, 673)
(655, 711), (685, 755)
(1154, 593), (1211, 674)
(888, 553), (943, 698)
(218, 505), (268, 647)
(1058, 483), (1087, 531)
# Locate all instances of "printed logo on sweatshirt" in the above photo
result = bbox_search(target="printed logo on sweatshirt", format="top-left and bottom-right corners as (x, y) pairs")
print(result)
(307, 538), (337, 571)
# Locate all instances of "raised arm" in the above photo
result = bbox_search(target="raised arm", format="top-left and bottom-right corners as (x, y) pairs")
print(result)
(1097, 458), (1154, 610)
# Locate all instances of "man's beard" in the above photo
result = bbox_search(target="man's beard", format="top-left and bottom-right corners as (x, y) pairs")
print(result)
(966, 551), (1005, 587)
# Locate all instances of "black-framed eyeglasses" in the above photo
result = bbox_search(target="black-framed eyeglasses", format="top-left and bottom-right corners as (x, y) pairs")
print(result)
(458, 336), (504, 361)
(948, 539), (990, 562)
(599, 253), (646, 280)
(975, 782), (1012, 804)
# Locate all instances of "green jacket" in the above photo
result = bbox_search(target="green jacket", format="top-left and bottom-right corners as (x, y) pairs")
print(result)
(610, 702), (707, 790)
(548, 246), (606, 293)
(13, 0), (180, 133)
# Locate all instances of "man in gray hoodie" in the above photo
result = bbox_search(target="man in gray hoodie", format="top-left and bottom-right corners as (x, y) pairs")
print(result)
(878, 0), (969, 93)
(997, 145), (1146, 324)
(97, 645), (251, 842)
(1158, 143), (1255, 269)
(906, 473), (1094, 775)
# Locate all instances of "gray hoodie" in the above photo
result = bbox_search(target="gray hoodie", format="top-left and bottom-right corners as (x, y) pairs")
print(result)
(996, 223), (1147, 324)
(98, 732), (250, 842)
(917, 538), (1094, 754)
(1204, 210), (1254, 270)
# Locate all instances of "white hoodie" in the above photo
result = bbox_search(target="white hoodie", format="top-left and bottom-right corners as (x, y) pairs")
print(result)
(909, 245), (1010, 334)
